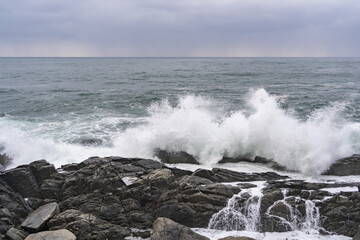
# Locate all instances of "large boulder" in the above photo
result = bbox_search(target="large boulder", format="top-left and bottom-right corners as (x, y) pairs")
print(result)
(151, 217), (209, 240)
(155, 150), (199, 164)
(0, 160), (56, 198)
(48, 209), (130, 240)
(0, 179), (32, 235)
(21, 202), (60, 232)
(320, 191), (360, 237)
(323, 154), (360, 176)
(24, 229), (76, 240)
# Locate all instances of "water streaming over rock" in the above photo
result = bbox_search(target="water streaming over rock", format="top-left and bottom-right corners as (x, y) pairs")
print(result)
(208, 182), (264, 231)
(208, 184), (323, 234)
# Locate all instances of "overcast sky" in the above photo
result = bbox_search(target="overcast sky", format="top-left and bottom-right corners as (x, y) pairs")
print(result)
(1, 0), (359, 57)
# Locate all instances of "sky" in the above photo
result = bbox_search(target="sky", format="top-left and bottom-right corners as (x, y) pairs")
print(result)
(0, 0), (360, 57)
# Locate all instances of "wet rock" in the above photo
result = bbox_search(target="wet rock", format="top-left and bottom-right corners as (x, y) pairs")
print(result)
(48, 209), (130, 240)
(254, 156), (271, 164)
(193, 168), (287, 182)
(320, 192), (360, 237)
(5, 227), (28, 240)
(155, 149), (199, 164)
(218, 156), (253, 164)
(0, 166), (39, 198)
(262, 215), (293, 232)
(0, 160), (56, 198)
(0, 179), (32, 235)
(24, 229), (76, 240)
(151, 217), (209, 240)
(28, 160), (57, 186)
(218, 237), (255, 240)
(165, 167), (193, 178)
(21, 202), (60, 232)
(268, 202), (292, 222)
(323, 154), (360, 176)
(71, 138), (103, 146)
(178, 175), (213, 186)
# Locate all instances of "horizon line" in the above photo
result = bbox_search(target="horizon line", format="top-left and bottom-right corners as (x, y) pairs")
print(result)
(0, 56), (359, 58)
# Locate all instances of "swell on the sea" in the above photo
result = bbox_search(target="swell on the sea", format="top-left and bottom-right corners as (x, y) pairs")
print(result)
(1, 88), (360, 175)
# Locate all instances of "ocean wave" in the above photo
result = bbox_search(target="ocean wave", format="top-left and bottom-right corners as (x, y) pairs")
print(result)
(1, 88), (359, 175)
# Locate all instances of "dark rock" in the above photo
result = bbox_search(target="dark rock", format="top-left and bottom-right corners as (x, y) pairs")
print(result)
(320, 192), (360, 237)
(0, 166), (39, 198)
(218, 237), (255, 240)
(354, 225), (360, 240)
(151, 217), (209, 240)
(0, 154), (12, 170)
(5, 227), (28, 240)
(218, 156), (253, 164)
(25, 198), (44, 210)
(254, 156), (271, 164)
(0, 145), (12, 169)
(24, 229), (76, 240)
(156, 204), (196, 226)
(262, 215), (292, 232)
(155, 149), (199, 164)
(21, 202), (60, 232)
(268, 202), (292, 222)
(178, 175), (213, 186)
(0, 160), (56, 198)
(48, 209), (130, 240)
(28, 160), (56, 186)
(165, 167), (193, 178)
(193, 168), (287, 182)
(323, 154), (360, 176)
(71, 138), (103, 146)
(0, 179), (32, 235)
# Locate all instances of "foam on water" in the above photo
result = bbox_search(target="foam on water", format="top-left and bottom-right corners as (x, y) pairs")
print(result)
(1, 88), (360, 175)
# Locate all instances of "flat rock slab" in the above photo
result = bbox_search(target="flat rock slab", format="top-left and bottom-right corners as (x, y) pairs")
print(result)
(25, 229), (76, 240)
(21, 202), (60, 231)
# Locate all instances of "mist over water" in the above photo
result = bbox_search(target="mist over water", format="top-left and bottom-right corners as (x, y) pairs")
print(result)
(1, 58), (360, 174)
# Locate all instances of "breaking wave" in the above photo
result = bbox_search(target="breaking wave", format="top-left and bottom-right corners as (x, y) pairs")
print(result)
(1, 89), (360, 175)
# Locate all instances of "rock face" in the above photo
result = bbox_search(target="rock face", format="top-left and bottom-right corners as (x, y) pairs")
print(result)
(25, 229), (76, 240)
(21, 202), (60, 231)
(155, 149), (200, 164)
(151, 217), (209, 240)
(0, 179), (32, 235)
(48, 209), (130, 240)
(1, 154), (359, 239)
(323, 154), (360, 176)
(0, 160), (56, 198)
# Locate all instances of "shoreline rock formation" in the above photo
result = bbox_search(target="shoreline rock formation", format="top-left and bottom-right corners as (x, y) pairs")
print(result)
(0, 153), (359, 239)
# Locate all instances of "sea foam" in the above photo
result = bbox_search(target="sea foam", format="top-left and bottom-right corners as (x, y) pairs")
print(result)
(1, 89), (359, 175)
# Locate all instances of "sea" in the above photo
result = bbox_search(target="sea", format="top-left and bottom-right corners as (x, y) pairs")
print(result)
(1, 57), (360, 239)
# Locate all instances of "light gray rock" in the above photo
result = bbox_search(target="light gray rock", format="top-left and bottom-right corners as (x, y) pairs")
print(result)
(5, 227), (28, 240)
(24, 229), (76, 240)
(151, 217), (209, 240)
(21, 202), (59, 231)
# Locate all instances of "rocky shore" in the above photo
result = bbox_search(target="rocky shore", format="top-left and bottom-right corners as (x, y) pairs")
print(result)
(0, 152), (360, 240)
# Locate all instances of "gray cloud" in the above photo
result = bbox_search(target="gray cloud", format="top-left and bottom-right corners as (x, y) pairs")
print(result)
(0, 0), (359, 56)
